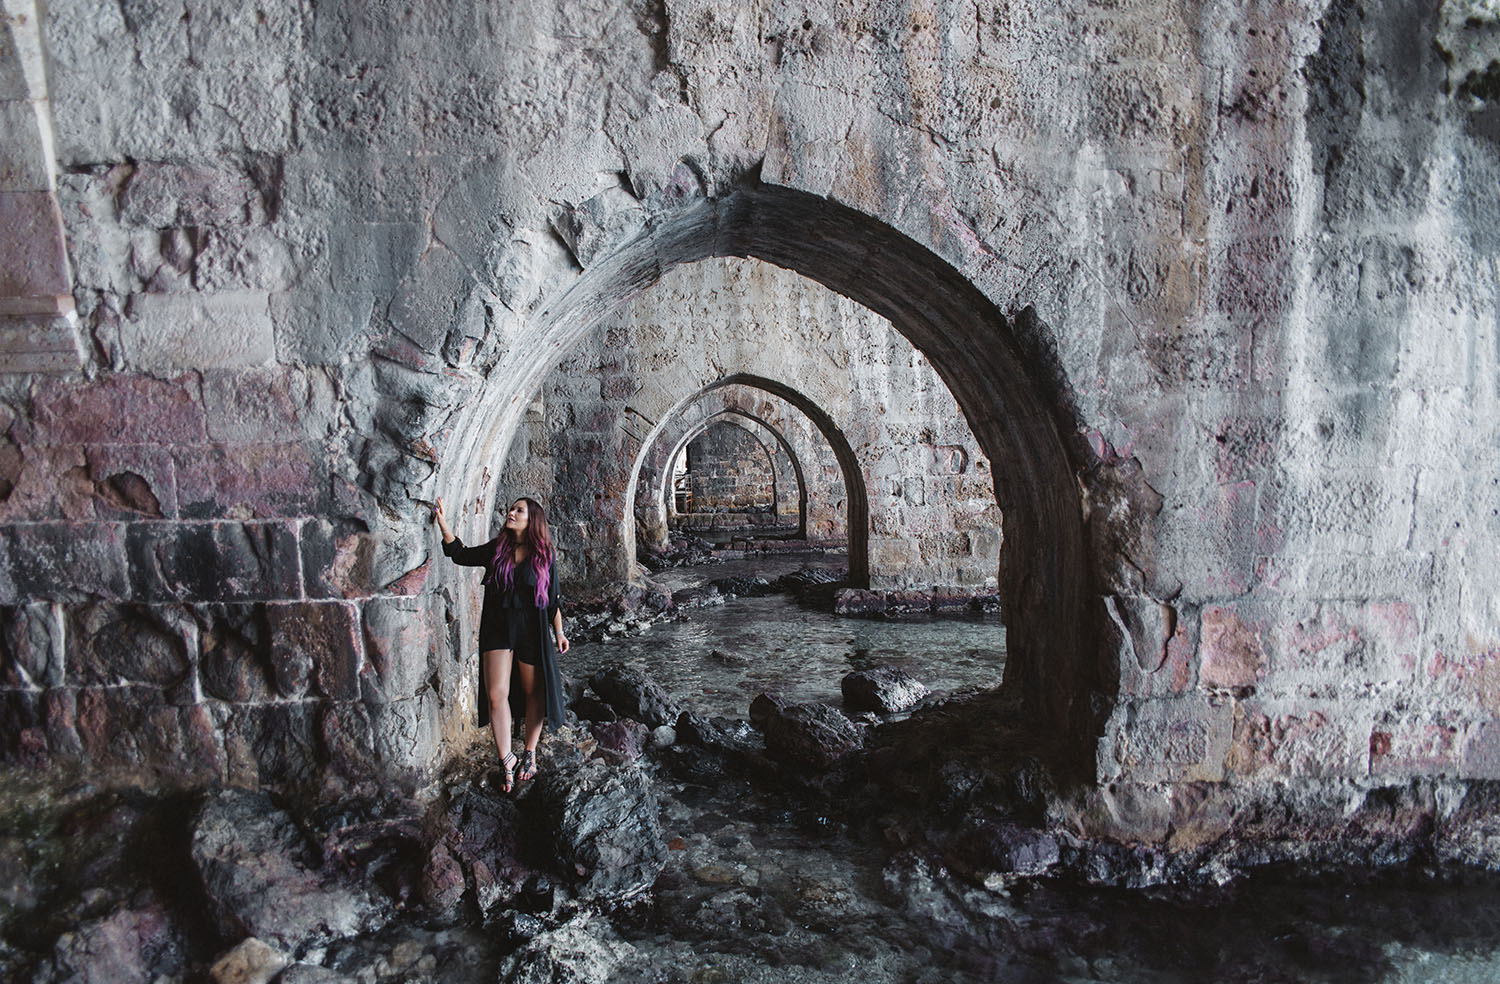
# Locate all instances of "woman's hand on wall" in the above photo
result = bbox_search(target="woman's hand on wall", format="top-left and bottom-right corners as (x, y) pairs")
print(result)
(433, 497), (455, 543)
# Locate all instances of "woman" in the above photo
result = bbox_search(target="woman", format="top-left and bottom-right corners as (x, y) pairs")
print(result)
(433, 495), (569, 792)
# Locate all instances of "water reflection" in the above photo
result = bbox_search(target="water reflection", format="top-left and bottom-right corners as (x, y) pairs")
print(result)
(566, 590), (1006, 720)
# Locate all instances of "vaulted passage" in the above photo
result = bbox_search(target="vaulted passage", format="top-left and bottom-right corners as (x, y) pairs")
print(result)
(446, 185), (1095, 763)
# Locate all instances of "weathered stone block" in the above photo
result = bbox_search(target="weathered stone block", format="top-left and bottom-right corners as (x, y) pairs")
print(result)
(1226, 699), (1369, 780)
(84, 446), (177, 519)
(1369, 718), (1461, 777)
(126, 521), (301, 602)
(0, 191), (70, 296)
(173, 444), (327, 520)
(200, 367), (339, 444)
(1266, 599), (1420, 697)
(119, 162), (268, 228)
(0, 691), (45, 767)
(120, 291), (276, 371)
(0, 602), (64, 688)
(221, 702), (324, 792)
(269, 289), (375, 365)
(320, 701), (376, 789)
(1111, 696), (1233, 783)
(300, 519), (377, 599)
(67, 602), (195, 703)
(1199, 604), (1264, 689)
(0, 523), (130, 603)
(1460, 722), (1500, 780)
(368, 693), (440, 782)
(76, 689), (224, 783)
(0, 101), (50, 192)
(361, 596), (440, 704)
(31, 373), (206, 446)
(267, 601), (363, 700)
(193, 603), (275, 702)
(328, 221), (426, 292)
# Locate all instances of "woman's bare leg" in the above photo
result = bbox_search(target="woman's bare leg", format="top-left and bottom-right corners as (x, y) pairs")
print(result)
(482, 649), (516, 762)
(517, 661), (544, 773)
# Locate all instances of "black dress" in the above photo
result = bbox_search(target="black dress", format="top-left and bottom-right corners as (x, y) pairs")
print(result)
(442, 535), (567, 732)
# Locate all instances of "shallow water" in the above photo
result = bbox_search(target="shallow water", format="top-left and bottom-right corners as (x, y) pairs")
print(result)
(572, 567), (1500, 984)
(568, 563), (1006, 720)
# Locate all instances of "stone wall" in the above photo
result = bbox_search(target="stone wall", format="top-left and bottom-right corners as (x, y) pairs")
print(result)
(499, 258), (996, 597)
(0, 0), (1494, 843)
(683, 422), (779, 515)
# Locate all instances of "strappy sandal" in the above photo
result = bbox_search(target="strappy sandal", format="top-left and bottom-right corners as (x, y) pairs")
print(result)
(517, 748), (537, 782)
(496, 751), (518, 794)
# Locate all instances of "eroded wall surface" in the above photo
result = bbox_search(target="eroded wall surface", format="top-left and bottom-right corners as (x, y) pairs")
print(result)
(0, 0), (1494, 836)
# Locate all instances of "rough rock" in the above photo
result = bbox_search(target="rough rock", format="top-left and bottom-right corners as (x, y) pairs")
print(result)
(587, 664), (680, 729)
(748, 693), (788, 728)
(208, 936), (290, 984)
(190, 790), (390, 951)
(497, 914), (638, 984)
(39, 901), (186, 984)
(761, 702), (865, 772)
(590, 719), (648, 761)
(527, 760), (667, 899)
(841, 665), (930, 713)
(442, 788), (530, 915)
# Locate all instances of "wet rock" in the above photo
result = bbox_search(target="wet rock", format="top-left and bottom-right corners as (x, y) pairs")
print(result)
(276, 964), (354, 984)
(675, 711), (761, 757)
(587, 664), (680, 728)
(748, 692), (788, 728)
(38, 900), (186, 984)
(590, 719), (647, 761)
(492, 910), (547, 948)
(659, 744), (735, 785)
(944, 820), (1060, 881)
(497, 913), (638, 984)
(444, 789), (530, 914)
(208, 936), (290, 984)
(669, 583), (723, 609)
(190, 790), (390, 951)
(418, 842), (465, 921)
(570, 695), (616, 723)
(313, 806), (426, 913)
(527, 760), (667, 899)
(841, 665), (929, 713)
(761, 702), (864, 772)
(647, 725), (676, 749)
(710, 575), (775, 598)
(707, 647), (750, 667)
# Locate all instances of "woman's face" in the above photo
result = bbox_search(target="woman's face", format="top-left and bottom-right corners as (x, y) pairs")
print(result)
(504, 499), (530, 535)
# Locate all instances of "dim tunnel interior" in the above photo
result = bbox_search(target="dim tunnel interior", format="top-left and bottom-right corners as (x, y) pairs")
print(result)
(447, 182), (1098, 774)
(622, 372), (868, 588)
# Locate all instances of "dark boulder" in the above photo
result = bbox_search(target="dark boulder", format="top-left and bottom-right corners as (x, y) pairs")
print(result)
(526, 761), (666, 900)
(761, 702), (864, 772)
(587, 665), (680, 728)
(190, 790), (390, 951)
(841, 665), (929, 713)
(590, 719), (648, 761)
(443, 788), (531, 915)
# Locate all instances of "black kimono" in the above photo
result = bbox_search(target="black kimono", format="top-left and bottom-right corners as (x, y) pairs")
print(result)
(442, 535), (567, 732)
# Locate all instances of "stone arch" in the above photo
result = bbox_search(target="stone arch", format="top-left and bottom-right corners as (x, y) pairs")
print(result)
(633, 383), (849, 552)
(624, 373), (867, 581)
(443, 184), (1094, 759)
(658, 410), (802, 539)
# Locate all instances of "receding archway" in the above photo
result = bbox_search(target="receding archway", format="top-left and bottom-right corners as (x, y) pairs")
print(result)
(445, 184), (1094, 765)
(624, 373), (866, 582)
(662, 412), (802, 540)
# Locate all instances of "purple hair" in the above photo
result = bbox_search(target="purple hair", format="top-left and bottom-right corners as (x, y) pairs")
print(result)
(485, 497), (554, 607)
